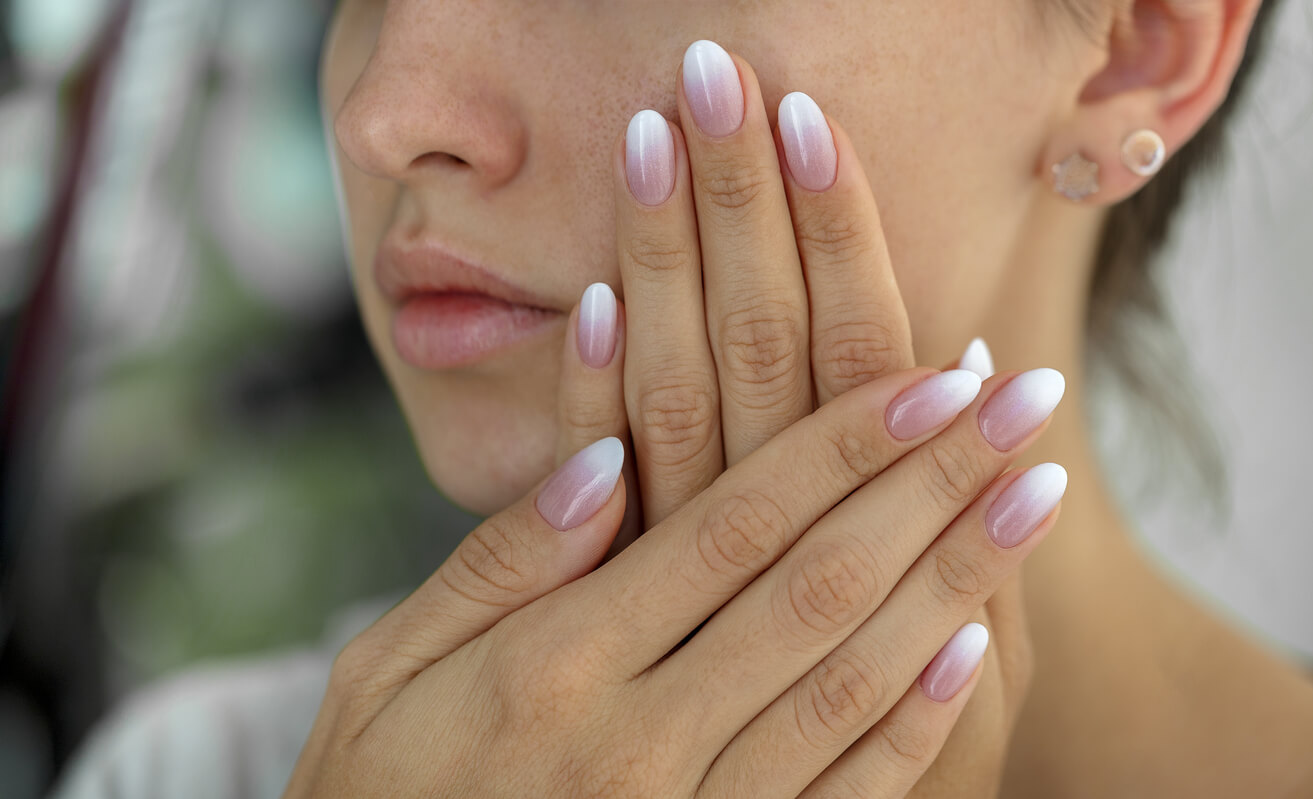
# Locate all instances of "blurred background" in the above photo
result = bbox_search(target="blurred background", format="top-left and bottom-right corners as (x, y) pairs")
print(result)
(0, 1), (1309, 797)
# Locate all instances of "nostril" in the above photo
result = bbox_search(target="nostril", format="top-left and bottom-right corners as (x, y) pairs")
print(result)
(413, 151), (469, 169)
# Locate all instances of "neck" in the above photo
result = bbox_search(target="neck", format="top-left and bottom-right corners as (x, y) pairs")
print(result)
(935, 189), (1313, 796)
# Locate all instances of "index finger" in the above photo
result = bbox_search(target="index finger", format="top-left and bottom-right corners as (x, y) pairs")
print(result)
(775, 90), (915, 403)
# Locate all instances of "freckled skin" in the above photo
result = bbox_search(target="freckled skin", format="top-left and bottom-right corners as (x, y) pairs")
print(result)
(322, 0), (1072, 514)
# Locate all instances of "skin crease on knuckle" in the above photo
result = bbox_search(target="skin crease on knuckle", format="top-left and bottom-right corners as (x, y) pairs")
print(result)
(316, 0), (1313, 796)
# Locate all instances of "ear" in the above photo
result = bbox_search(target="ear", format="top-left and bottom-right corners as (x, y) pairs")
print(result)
(1040, 0), (1264, 205)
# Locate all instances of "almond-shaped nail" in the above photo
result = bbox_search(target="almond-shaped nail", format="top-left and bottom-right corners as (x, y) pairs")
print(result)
(535, 437), (625, 531)
(778, 91), (837, 192)
(626, 109), (675, 206)
(986, 463), (1067, 548)
(682, 39), (744, 137)
(920, 622), (989, 703)
(577, 282), (617, 369)
(885, 370), (983, 441)
(977, 368), (1065, 451)
(959, 337), (994, 379)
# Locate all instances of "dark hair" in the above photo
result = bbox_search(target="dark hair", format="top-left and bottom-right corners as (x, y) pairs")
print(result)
(1062, 0), (1285, 523)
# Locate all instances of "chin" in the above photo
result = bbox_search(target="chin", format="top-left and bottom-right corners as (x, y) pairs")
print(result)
(391, 365), (563, 520)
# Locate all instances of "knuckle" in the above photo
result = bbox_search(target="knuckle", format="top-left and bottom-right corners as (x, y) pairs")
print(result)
(802, 650), (888, 740)
(560, 396), (622, 441)
(623, 232), (695, 277)
(633, 374), (718, 468)
(697, 158), (773, 214)
(777, 540), (879, 643)
(796, 209), (877, 263)
(697, 489), (792, 578)
(928, 547), (991, 606)
(813, 319), (904, 391)
(820, 424), (886, 485)
(445, 519), (538, 604)
(871, 713), (939, 773)
(717, 302), (806, 401)
(807, 778), (869, 799)
(921, 437), (987, 508)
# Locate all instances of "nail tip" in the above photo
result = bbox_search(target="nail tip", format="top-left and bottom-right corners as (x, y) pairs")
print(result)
(960, 337), (995, 378)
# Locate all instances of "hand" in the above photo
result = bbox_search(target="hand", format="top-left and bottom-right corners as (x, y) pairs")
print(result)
(285, 357), (1064, 796)
(602, 40), (1050, 795)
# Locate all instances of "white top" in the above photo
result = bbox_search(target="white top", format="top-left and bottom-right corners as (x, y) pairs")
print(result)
(49, 600), (391, 799)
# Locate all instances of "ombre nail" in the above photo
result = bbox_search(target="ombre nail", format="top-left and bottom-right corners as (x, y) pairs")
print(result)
(977, 368), (1065, 451)
(920, 622), (989, 703)
(577, 283), (618, 369)
(682, 40), (744, 137)
(885, 370), (983, 441)
(626, 110), (675, 206)
(535, 438), (625, 531)
(986, 463), (1067, 548)
(778, 92), (837, 192)
(959, 337), (994, 379)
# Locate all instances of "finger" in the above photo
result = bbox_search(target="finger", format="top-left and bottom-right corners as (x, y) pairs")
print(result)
(655, 368), (1064, 751)
(774, 91), (915, 404)
(795, 624), (989, 799)
(679, 40), (812, 464)
(614, 110), (725, 528)
(697, 460), (1065, 796)
(336, 437), (628, 713)
(556, 283), (628, 465)
(538, 367), (980, 674)
(905, 606), (1010, 798)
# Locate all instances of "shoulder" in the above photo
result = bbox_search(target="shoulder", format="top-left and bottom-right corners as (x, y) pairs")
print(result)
(49, 597), (395, 799)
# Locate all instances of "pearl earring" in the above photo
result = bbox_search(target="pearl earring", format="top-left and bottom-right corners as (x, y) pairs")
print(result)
(1052, 152), (1100, 202)
(1121, 129), (1165, 177)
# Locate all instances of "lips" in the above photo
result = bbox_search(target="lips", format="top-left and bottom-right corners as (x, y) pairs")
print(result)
(374, 235), (563, 369)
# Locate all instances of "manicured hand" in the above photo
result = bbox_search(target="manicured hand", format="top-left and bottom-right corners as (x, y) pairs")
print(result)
(286, 351), (1065, 796)
(606, 40), (1055, 796)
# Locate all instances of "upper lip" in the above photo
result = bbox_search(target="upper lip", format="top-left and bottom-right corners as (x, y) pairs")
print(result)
(374, 232), (558, 311)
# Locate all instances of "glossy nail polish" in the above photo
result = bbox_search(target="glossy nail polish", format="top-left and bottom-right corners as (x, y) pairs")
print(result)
(977, 368), (1065, 451)
(626, 109), (675, 207)
(535, 437), (625, 531)
(778, 92), (837, 192)
(986, 463), (1068, 548)
(885, 370), (983, 441)
(959, 337), (994, 379)
(577, 283), (618, 369)
(682, 39), (744, 137)
(920, 622), (989, 702)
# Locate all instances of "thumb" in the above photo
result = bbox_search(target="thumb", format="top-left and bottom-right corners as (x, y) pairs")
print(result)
(350, 437), (627, 690)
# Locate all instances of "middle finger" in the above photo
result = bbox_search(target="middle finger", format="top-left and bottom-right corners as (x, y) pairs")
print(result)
(680, 40), (813, 466)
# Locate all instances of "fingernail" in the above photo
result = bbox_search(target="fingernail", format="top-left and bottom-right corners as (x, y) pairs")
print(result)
(986, 463), (1068, 548)
(682, 40), (744, 137)
(885, 370), (983, 441)
(626, 109), (676, 207)
(977, 368), (1065, 451)
(577, 283), (618, 369)
(535, 437), (625, 531)
(959, 337), (994, 379)
(920, 622), (989, 703)
(778, 92), (837, 192)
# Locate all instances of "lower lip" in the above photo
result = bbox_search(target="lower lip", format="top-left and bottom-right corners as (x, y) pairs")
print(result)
(392, 292), (560, 369)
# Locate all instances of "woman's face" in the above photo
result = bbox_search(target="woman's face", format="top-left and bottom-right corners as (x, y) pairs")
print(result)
(321, 0), (1090, 515)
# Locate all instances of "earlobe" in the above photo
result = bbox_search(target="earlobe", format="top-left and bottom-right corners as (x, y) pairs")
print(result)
(1037, 0), (1262, 205)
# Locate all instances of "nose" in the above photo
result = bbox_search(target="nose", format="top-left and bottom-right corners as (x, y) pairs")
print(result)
(333, 8), (527, 190)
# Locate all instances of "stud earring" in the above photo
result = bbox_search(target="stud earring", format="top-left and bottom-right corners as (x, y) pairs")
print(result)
(1052, 152), (1100, 202)
(1121, 129), (1165, 177)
